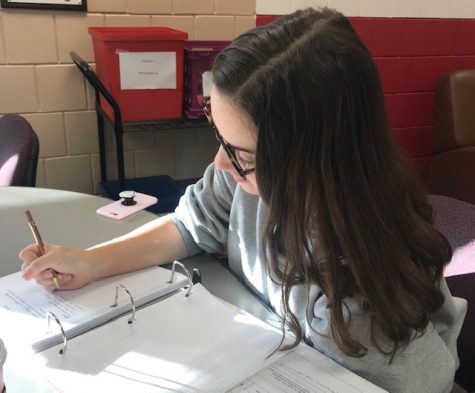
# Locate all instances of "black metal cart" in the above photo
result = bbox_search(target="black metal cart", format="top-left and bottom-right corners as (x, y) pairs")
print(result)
(70, 51), (210, 200)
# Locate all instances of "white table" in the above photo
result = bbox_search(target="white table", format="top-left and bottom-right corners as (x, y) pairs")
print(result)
(0, 186), (274, 322)
(0, 187), (388, 393)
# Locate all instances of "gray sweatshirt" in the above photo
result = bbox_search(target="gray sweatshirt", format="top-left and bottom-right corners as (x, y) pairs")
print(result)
(0, 338), (5, 368)
(172, 163), (467, 393)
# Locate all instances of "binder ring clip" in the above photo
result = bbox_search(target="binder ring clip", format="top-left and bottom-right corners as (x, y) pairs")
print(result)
(168, 261), (193, 297)
(47, 311), (68, 355)
(111, 283), (136, 324)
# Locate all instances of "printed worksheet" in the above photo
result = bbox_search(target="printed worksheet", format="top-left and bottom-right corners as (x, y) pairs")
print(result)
(228, 344), (388, 393)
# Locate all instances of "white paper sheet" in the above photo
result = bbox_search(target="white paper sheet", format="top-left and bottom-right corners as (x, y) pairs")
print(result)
(202, 71), (212, 97)
(119, 51), (176, 90)
(0, 266), (187, 352)
(228, 344), (388, 393)
(34, 284), (287, 393)
(5, 283), (388, 393)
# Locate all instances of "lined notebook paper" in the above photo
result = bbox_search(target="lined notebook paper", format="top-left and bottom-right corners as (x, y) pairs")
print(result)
(8, 283), (390, 393)
(0, 265), (188, 353)
(32, 284), (288, 393)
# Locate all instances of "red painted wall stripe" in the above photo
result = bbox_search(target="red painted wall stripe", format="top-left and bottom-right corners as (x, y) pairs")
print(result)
(256, 14), (475, 175)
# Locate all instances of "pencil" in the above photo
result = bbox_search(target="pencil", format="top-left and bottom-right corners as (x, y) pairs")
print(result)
(25, 210), (60, 290)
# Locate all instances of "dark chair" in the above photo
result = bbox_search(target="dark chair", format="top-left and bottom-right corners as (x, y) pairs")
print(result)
(430, 195), (475, 392)
(426, 69), (475, 392)
(0, 114), (39, 187)
(426, 69), (475, 205)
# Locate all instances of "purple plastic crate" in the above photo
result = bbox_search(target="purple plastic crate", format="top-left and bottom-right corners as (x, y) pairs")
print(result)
(184, 40), (231, 119)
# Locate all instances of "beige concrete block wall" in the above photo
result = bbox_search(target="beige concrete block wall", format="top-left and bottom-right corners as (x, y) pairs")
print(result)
(0, 0), (256, 194)
(3, 0), (475, 196)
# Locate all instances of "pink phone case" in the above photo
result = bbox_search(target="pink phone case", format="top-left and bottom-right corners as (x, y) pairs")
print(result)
(96, 192), (158, 220)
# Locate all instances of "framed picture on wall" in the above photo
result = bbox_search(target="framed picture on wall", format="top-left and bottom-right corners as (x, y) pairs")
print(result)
(0, 0), (87, 11)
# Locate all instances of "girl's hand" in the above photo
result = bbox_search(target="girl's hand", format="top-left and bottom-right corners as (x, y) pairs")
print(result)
(19, 243), (94, 291)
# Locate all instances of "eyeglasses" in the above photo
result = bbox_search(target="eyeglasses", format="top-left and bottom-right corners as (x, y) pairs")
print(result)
(201, 97), (255, 179)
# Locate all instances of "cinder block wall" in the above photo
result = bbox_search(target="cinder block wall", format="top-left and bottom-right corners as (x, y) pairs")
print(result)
(2, 0), (475, 194)
(0, 0), (256, 194)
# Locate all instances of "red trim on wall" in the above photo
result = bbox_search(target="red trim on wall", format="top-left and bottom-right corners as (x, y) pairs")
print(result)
(256, 14), (475, 175)
(256, 15), (279, 26)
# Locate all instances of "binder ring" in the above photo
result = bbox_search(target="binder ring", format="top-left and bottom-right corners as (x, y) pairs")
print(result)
(111, 284), (136, 324)
(47, 312), (67, 355)
(168, 261), (193, 297)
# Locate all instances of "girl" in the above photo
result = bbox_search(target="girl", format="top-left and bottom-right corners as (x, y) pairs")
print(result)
(21, 8), (465, 393)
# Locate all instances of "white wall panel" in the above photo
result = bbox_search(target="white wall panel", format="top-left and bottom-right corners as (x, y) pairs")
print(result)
(360, 0), (392, 17)
(420, 0), (450, 17)
(292, 0), (328, 11)
(328, 0), (361, 16)
(256, 0), (292, 14)
(257, 0), (475, 17)
(446, 0), (475, 18)
(391, 0), (421, 17)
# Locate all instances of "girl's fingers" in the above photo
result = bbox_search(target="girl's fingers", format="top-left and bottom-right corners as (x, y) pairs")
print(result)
(44, 282), (58, 292)
(19, 244), (44, 261)
(33, 269), (54, 286)
(36, 273), (73, 290)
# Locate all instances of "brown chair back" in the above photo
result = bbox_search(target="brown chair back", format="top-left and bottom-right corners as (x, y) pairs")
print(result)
(426, 69), (475, 204)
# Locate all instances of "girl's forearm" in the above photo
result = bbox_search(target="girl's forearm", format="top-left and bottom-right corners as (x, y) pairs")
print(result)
(87, 215), (189, 280)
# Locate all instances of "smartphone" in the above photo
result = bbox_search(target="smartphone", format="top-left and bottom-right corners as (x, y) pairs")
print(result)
(96, 191), (158, 220)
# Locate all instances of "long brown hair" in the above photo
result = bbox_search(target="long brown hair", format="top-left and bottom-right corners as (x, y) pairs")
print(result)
(212, 8), (452, 359)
